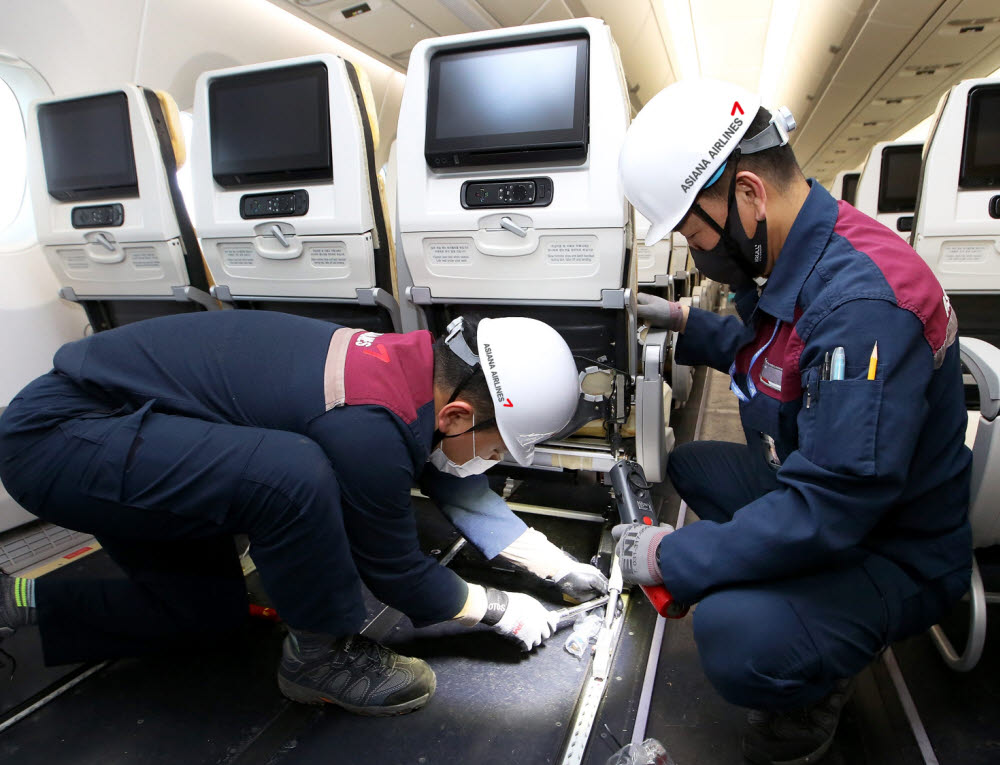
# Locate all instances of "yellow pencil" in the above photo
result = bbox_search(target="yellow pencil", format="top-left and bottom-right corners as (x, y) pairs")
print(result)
(867, 342), (878, 380)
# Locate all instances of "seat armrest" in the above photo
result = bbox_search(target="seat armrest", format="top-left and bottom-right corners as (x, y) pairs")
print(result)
(960, 337), (1000, 421)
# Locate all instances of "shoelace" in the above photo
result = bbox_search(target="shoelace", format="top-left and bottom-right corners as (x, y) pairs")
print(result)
(346, 637), (395, 677)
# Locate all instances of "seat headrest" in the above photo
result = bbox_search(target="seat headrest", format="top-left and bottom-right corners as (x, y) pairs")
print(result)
(153, 89), (185, 169)
(350, 62), (379, 153)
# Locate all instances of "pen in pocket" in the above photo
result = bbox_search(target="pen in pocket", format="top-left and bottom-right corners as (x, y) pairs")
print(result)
(830, 347), (845, 381)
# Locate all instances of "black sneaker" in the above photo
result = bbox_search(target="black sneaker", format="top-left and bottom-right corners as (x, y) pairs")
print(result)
(741, 678), (855, 765)
(277, 633), (436, 716)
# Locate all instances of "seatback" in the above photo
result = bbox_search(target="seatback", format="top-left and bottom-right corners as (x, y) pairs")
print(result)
(912, 78), (1000, 303)
(189, 55), (400, 332)
(396, 19), (673, 479)
(25, 87), (214, 330)
(636, 212), (673, 295)
(854, 140), (923, 240)
(831, 169), (860, 206)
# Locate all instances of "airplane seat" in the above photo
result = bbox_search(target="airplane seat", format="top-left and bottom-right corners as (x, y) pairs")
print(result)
(636, 212), (675, 301)
(189, 55), (401, 332)
(930, 336), (1000, 671)
(854, 140), (923, 241)
(831, 168), (861, 206)
(25, 87), (218, 331)
(912, 77), (1000, 348)
(396, 18), (673, 481)
(669, 233), (692, 298)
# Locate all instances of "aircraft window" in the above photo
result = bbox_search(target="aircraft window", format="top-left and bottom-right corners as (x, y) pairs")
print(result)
(842, 173), (859, 206)
(0, 76), (27, 234)
(878, 144), (922, 213)
(960, 85), (1000, 189)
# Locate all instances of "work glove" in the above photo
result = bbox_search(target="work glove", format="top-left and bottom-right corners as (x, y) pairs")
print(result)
(553, 560), (610, 603)
(636, 293), (686, 332)
(611, 523), (674, 587)
(482, 588), (559, 652)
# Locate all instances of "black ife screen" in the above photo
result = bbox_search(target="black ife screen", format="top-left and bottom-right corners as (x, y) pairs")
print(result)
(841, 173), (859, 206)
(209, 62), (332, 188)
(960, 85), (1000, 189)
(878, 145), (922, 213)
(37, 92), (139, 202)
(425, 35), (589, 168)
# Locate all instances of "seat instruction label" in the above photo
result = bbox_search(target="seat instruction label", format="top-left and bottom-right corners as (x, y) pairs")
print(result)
(221, 243), (256, 268)
(426, 239), (474, 265)
(543, 238), (598, 265)
(307, 242), (349, 269)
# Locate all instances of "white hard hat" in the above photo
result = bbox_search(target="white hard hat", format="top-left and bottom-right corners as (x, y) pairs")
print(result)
(475, 317), (579, 466)
(619, 79), (760, 245)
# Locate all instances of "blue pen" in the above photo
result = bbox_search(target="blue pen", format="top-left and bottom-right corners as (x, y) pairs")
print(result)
(830, 346), (846, 380)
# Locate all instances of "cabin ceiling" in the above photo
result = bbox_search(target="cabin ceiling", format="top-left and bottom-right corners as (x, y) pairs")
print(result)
(271, 0), (1000, 186)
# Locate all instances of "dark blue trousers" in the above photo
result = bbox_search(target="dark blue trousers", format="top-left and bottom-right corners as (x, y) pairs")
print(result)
(667, 440), (966, 710)
(0, 373), (368, 665)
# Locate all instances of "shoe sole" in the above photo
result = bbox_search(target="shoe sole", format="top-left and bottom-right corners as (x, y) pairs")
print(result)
(277, 671), (437, 717)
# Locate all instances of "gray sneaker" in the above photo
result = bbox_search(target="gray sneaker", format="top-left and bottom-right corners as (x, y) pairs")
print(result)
(277, 633), (436, 716)
(741, 677), (855, 765)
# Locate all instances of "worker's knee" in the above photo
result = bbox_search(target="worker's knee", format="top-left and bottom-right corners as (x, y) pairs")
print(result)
(665, 442), (698, 494)
(238, 433), (340, 537)
(693, 589), (825, 710)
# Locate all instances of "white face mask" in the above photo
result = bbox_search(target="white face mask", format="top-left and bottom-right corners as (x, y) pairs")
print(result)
(428, 414), (500, 478)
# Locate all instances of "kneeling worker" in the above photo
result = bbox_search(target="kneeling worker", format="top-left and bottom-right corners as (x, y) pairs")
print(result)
(615, 79), (971, 763)
(0, 311), (606, 716)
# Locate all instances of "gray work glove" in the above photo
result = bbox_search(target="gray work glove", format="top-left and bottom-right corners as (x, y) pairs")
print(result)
(482, 588), (558, 651)
(553, 561), (610, 603)
(637, 293), (686, 332)
(612, 523), (674, 586)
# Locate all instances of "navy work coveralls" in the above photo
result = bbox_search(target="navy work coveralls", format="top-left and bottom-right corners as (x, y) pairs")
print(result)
(664, 182), (972, 709)
(0, 312), (526, 664)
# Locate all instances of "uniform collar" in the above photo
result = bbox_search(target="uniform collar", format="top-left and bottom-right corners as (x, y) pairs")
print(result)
(756, 180), (837, 323)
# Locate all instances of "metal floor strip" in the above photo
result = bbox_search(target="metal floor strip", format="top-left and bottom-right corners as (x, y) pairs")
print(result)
(882, 647), (940, 765)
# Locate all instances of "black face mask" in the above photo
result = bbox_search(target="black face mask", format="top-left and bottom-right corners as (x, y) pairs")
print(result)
(688, 153), (768, 288)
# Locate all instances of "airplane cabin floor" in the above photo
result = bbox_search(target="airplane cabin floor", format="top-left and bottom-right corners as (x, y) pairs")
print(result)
(1, 362), (999, 764)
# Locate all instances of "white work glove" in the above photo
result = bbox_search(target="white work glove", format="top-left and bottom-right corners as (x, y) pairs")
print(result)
(481, 588), (558, 652)
(553, 560), (610, 603)
(637, 293), (686, 332)
(612, 523), (674, 587)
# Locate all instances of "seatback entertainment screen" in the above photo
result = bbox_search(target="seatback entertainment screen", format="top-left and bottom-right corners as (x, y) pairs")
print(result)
(209, 62), (332, 188)
(425, 34), (589, 168)
(37, 92), (139, 202)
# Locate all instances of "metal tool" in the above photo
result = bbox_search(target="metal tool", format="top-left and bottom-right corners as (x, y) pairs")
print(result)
(552, 594), (610, 628)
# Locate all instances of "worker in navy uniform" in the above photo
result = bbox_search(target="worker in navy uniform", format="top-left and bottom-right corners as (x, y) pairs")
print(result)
(615, 78), (971, 764)
(0, 312), (607, 715)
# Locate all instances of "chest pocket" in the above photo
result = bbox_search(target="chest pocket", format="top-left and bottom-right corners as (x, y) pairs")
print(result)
(799, 366), (882, 476)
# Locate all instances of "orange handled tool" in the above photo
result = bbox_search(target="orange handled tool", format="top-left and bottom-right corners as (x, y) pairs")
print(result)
(609, 460), (688, 619)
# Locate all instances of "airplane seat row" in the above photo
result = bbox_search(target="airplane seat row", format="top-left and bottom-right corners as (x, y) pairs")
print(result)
(25, 86), (218, 332)
(394, 18), (674, 481)
(912, 76), (1000, 348)
(189, 55), (400, 332)
(853, 139), (924, 239)
(20, 17), (678, 485)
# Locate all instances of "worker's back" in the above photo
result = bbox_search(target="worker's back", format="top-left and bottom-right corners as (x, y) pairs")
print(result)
(52, 311), (337, 432)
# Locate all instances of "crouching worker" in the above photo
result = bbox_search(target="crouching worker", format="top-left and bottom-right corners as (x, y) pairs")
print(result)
(615, 78), (971, 763)
(0, 311), (607, 716)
